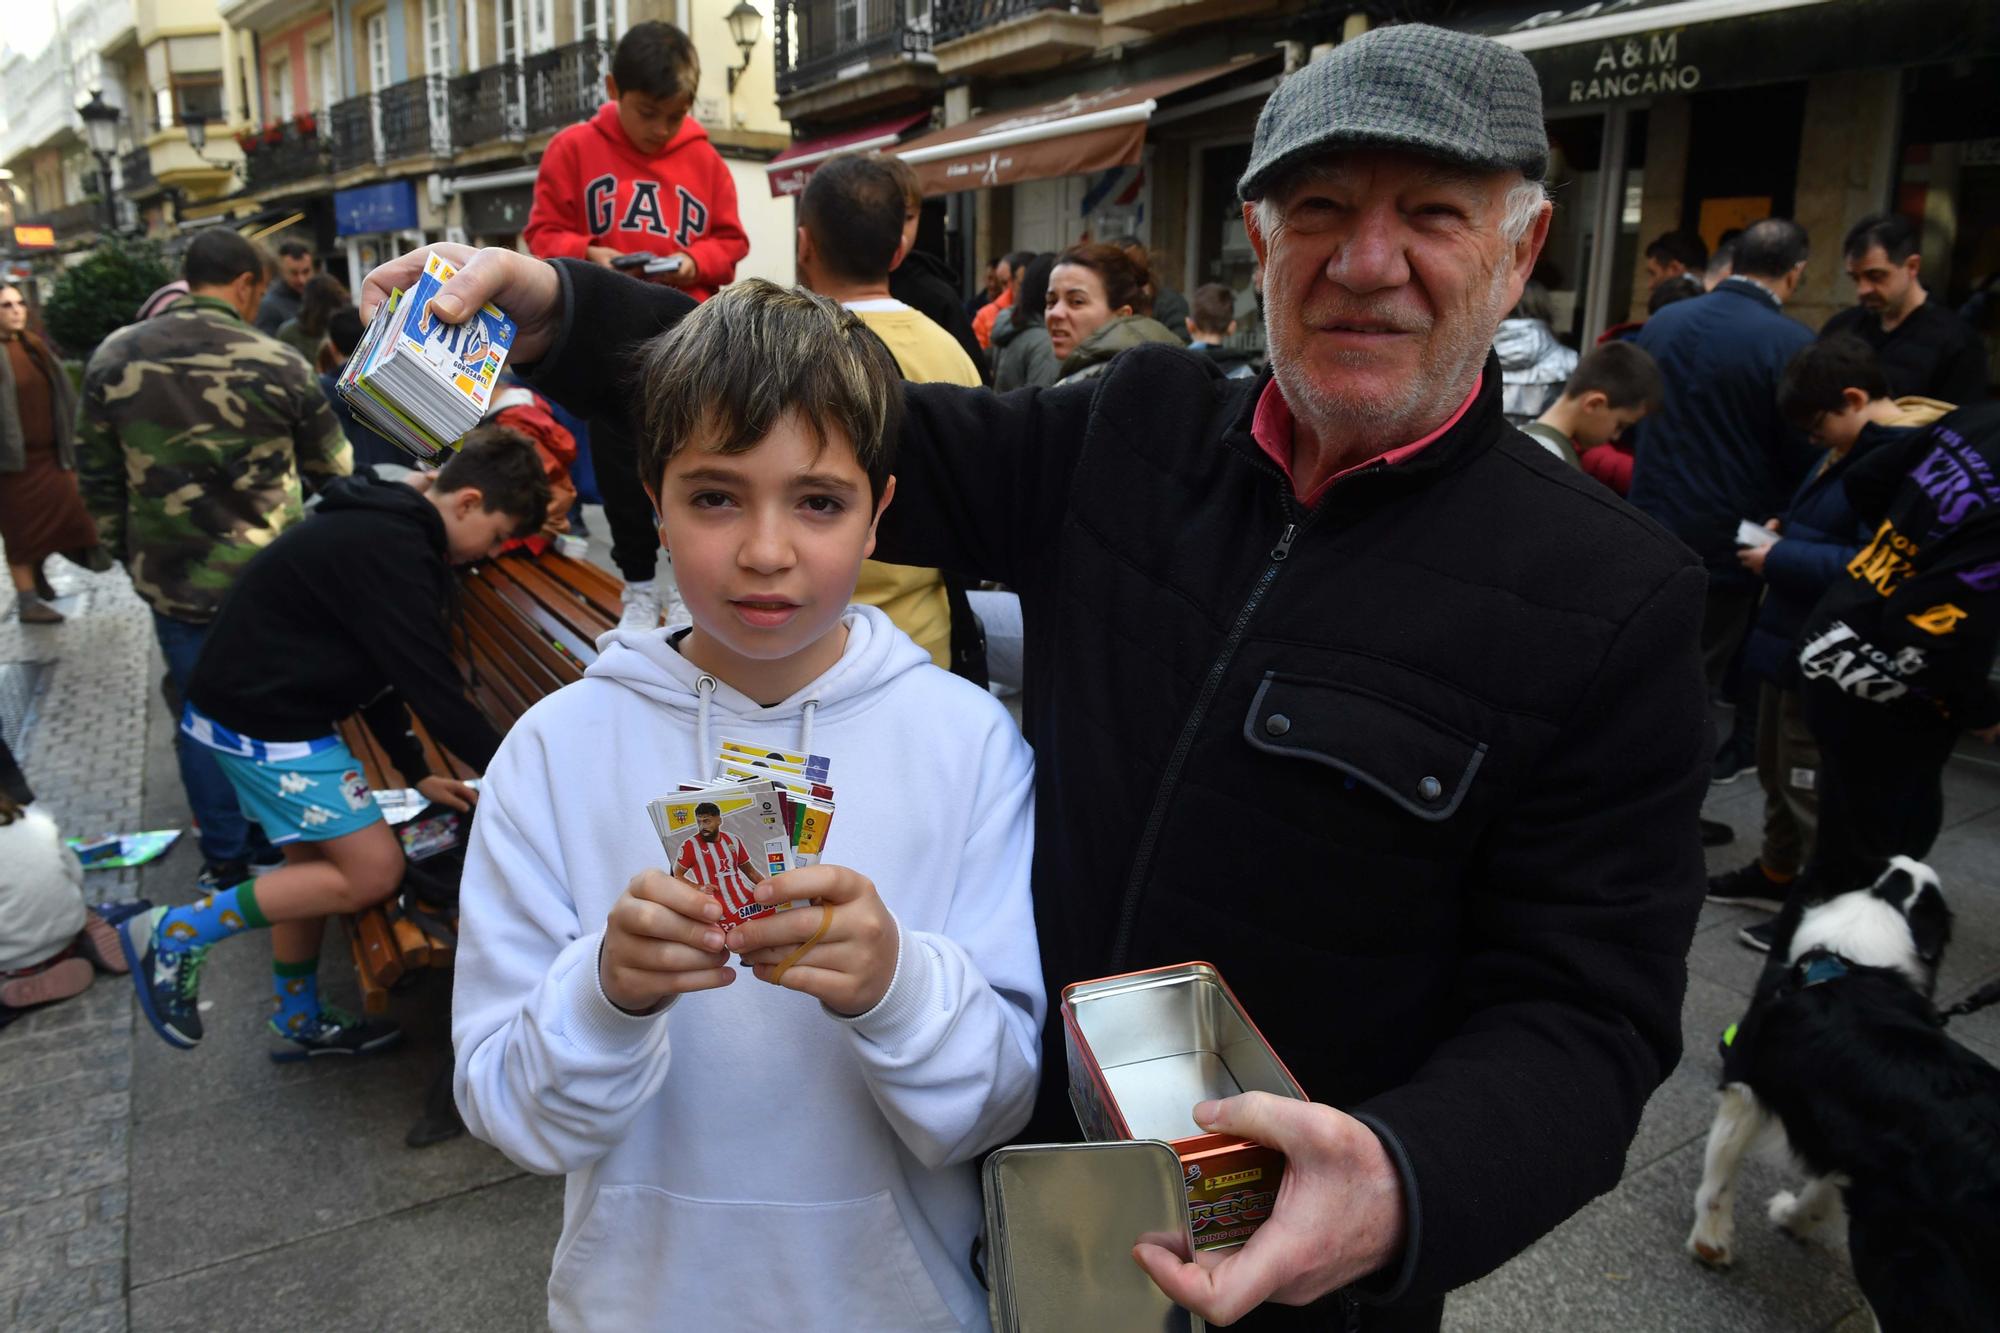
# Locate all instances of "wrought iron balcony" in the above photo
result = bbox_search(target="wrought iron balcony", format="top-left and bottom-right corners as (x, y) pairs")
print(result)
(777, 0), (932, 95)
(380, 75), (452, 160)
(933, 0), (1094, 42)
(450, 62), (525, 147)
(523, 39), (610, 134)
(21, 199), (103, 237)
(119, 145), (155, 195)
(245, 123), (330, 191)
(330, 94), (378, 172)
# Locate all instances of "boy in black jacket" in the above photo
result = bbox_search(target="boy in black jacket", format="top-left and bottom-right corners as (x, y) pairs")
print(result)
(1753, 401), (2000, 950)
(119, 431), (549, 1057)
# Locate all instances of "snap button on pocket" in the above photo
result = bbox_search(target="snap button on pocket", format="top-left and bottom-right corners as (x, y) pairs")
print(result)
(1265, 713), (1292, 737)
(1418, 776), (1443, 801)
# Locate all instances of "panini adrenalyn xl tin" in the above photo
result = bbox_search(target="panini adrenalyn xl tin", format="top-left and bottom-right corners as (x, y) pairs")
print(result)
(1062, 962), (1307, 1251)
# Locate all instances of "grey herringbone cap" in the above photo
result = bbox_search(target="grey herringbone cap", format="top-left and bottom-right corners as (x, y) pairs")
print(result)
(1239, 24), (1547, 201)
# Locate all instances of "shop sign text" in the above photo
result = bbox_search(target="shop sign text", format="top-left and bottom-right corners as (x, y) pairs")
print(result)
(1568, 31), (1701, 103)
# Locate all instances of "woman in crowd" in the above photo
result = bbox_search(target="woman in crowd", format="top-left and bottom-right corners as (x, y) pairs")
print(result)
(992, 252), (1060, 391)
(0, 284), (102, 624)
(1495, 280), (1578, 425)
(1044, 243), (1182, 387)
(0, 786), (129, 1029)
(276, 274), (350, 371)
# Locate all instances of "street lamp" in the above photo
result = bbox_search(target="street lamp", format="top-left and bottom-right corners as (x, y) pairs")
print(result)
(725, 1), (763, 94)
(77, 89), (121, 235)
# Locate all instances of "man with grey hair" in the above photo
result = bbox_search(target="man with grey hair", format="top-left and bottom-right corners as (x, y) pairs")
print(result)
(368, 23), (1707, 1329)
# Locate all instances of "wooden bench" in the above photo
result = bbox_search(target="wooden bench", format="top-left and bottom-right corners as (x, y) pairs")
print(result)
(334, 549), (622, 1012)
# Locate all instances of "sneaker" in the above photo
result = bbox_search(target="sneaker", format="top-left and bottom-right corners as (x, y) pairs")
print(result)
(1700, 818), (1735, 847)
(1710, 742), (1756, 785)
(1706, 863), (1789, 913)
(618, 582), (663, 632)
(0, 955), (95, 1010)
(118, 907), (207, 1048)
(198, 860), (252, 894)
(1738, 919), (1777, 953)
(268, 1006), (404, 1063)
(17, 594), (62, 624)
(661, 582), (692, 629)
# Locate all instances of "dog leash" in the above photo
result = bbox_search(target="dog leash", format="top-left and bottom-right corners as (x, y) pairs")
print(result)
(1939, 975), (2000, 1025)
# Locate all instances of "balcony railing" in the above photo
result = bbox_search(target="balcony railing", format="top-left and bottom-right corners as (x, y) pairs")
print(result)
(933, 0), (1093, 42)
(330, 94), (378, 172)
(450, 61), (525, 147)
(380, 75), (453, 160)
(245, 123), (330, 191)
(120, 145), (155, 194)
(21, 199), (103, 237)
(777, 0), (932, 95)
(523, 39), (610, 134)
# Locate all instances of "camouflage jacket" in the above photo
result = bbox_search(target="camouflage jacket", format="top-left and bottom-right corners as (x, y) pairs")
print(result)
(76, 295), (352, 622)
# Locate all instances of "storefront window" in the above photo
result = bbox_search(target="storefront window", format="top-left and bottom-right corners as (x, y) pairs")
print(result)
(1192, 141), (1263, 360)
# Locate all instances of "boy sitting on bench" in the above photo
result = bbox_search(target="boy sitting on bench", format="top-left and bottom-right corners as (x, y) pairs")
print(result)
(120, 431), (549, 1059)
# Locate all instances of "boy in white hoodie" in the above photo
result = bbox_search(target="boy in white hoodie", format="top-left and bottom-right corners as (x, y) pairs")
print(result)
(452, 279), (1042, 1331)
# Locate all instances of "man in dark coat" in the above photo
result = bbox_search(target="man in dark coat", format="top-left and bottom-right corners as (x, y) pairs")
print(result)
(1630, 219), (1821, 697)
(1820, 212), (1987, 406)
(365, 24), (1708, 1330)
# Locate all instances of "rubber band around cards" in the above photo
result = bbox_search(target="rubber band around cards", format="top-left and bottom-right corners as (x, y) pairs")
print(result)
(769, 904), (833, 985)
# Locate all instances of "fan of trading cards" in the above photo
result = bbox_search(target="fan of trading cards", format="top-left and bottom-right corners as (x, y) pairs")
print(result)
(338, 252), (516, 461)
(647, 740), (836, 940)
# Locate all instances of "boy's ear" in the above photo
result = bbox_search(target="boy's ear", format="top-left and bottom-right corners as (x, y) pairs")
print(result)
(864, 475), (897, 562)
(1840, 386), (1872, 413)
(605, 74), (620, 102)
(1578, 389), (1610, 412)
(1226, 319), (1238, 336)
(1185, 317), (1199, 338)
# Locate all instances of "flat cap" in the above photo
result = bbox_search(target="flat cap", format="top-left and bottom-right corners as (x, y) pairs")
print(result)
(1239, 24), (1547, 201)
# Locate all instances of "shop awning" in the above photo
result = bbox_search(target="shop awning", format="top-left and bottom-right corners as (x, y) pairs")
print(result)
(891, 55), (1274, 197)
(1476, 0), (1831, 51)
(765, 111), (933, 198)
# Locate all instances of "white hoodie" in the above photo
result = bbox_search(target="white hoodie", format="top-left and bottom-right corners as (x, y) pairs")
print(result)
(453, 607), (1042, 1331)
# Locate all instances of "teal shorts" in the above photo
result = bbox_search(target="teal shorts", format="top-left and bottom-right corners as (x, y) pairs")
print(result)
(188, 714), (386, 845)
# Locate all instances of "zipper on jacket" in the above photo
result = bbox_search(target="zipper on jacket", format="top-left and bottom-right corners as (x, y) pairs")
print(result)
(1109, 501), (1307, 969)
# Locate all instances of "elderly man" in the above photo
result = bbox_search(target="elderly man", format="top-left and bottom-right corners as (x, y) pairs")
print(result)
(370, 25), (1706, 1329)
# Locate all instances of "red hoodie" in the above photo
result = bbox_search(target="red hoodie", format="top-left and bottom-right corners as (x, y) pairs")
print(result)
(524, 104), (748, 301)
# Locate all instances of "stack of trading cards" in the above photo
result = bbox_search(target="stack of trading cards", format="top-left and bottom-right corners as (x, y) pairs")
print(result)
(338, 252), (516, 461)
(645, 739), (838, 933)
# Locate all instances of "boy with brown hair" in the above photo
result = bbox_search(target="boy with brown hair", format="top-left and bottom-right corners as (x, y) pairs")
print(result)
(452, 280), (1040, 1329)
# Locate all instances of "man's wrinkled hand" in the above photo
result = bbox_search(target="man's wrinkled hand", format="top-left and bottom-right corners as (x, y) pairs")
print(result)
(359, 243), (563, 365)
(1132, 1094), (1406, 1327)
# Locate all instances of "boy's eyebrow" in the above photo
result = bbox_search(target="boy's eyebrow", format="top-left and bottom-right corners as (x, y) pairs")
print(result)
(674, 465), (862, 495)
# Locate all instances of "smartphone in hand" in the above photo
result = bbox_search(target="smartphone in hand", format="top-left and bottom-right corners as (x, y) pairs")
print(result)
(611, 252), (658, 271)
(643, 257), (685, 277)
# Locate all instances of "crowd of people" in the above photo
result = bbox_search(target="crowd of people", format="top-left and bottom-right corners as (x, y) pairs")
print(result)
(0, 13), (1996, 1331)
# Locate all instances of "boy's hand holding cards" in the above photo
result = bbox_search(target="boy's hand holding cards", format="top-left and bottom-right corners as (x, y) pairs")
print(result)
(726, 864), (900, 1017)
(600, 869), (737, 1013)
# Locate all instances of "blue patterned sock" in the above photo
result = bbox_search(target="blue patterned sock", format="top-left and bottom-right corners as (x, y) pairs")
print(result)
(156, 880), (267, 950)
(271, 957), (320, 1037)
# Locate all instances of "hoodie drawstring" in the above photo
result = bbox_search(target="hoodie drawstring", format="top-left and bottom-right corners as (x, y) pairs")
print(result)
(798, 699), (819, 754)
(693, 677), (821, 767)
(695, 675), (717, 771)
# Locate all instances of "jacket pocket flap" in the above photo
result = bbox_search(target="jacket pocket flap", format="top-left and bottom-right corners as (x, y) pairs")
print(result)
(1242, 672), (1487, 822)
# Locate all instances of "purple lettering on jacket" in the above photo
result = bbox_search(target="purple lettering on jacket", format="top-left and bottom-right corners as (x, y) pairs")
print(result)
(1911, 443), (1994, 531)
(1961, 559), (2000, 594)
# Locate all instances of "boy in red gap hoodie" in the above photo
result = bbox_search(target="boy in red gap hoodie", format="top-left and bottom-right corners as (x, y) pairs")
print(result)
(525, 20), (746, 631)
(524, 21), (748, 301)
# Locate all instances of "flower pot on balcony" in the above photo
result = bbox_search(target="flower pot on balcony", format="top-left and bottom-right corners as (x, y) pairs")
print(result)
(263, 126), (284, 146)
(237, 131), (261, 153)
(295, 112), (317, 136)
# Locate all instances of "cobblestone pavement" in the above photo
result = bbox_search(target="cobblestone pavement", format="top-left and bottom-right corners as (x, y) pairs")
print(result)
(0, 558), (152, 1333)
(5, 531), (2000, 1331)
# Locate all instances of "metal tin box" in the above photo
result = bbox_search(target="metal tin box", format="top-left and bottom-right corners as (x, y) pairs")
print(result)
(982, 1140), (1204, 1333)
(1062, 962), (1307, 1250)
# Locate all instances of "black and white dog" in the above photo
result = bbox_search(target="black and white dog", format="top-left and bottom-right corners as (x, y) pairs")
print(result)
(1687, 857), (2000, 1331)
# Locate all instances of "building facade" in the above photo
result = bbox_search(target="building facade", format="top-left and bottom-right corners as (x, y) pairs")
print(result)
(211, 0), (796, 287)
